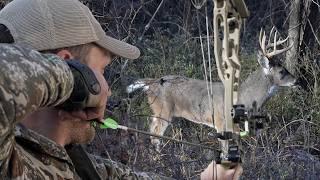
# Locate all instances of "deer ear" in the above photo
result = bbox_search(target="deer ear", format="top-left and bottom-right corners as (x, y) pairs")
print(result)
(257, 50), (270, 70)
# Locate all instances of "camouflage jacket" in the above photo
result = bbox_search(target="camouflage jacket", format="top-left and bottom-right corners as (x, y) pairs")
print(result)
(0, 44), (172, 180)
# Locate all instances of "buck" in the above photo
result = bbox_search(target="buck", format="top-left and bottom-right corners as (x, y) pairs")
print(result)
(127, 28), (298, 149)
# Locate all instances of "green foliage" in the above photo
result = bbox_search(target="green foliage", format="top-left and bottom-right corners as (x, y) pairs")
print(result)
(127, 33), (212, 79)
(79, 1), (320, 179)
(110, 31), (320, 178)
(239, 53), (259, 81)
(241, 51), (320, 178)
(1, 0), (319, 178)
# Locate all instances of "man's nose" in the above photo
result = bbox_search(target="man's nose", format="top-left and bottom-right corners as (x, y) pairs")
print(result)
(107, 88), (112, 97)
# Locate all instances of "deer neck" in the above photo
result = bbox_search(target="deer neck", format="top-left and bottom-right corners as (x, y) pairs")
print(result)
(238, 69), (279, 109)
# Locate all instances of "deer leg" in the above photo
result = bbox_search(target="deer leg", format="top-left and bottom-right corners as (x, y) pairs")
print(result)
(149, 115), (171, 150)
(147, 95), (173, 150)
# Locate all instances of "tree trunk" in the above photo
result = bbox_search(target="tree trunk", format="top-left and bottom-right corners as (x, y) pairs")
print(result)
(286, 0), (302, 74)
(300, 0), (319, 52)
(298, 0), (320, 92)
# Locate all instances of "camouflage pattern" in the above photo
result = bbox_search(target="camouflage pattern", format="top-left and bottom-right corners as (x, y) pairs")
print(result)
(0, 44), (173, 179)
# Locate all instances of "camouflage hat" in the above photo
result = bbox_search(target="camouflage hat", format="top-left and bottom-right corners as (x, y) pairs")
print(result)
(0, 0), (140, 59)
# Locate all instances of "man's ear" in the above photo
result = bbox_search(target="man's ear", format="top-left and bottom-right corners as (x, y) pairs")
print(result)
(56, 49), (74, 60)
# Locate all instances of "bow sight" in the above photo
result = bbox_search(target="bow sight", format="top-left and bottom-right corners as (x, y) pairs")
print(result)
(232, 104), (266, 137)
(215, 104), (267, 164)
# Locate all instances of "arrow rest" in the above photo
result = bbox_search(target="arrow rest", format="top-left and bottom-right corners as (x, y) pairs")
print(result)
(232, 104), (267, 137)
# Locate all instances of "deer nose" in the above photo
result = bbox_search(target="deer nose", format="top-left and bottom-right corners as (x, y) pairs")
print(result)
(294, 77), (308, 91)
(294, 77), (303, 86)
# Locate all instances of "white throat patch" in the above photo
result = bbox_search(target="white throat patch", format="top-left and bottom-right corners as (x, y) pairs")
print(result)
(267, 85), (278, 97)
(127, 81), (149, 93)
(263, 67), (270, 75)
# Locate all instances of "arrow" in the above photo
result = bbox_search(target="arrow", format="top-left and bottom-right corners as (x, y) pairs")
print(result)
(98, 117), (128, 131)
(95, 118), (217, 151)
(100, 118), (118, 129)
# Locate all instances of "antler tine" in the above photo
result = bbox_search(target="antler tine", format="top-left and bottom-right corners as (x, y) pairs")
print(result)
(264, 27), (292, 58)
(259, 28), (267, 55)
(268, 26), (276, 45)
(259, 28), (262, 46)
(273, 30), (277, 55)
(267, 42), (293, 57)
(266, 36), (289, 49)
(277, 36), (289, 46)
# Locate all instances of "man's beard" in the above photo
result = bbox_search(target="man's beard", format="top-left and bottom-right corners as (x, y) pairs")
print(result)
(70, 121), (96, 144)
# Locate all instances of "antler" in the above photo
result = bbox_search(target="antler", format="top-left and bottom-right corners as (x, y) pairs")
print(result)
(259, 26), (293, 58)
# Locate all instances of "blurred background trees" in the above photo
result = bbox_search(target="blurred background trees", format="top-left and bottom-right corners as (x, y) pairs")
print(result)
(2, 0), (320, 179)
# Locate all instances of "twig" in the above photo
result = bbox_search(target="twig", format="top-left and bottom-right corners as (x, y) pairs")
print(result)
(139, 0), (165, 40)
(307, 18), (320, 46)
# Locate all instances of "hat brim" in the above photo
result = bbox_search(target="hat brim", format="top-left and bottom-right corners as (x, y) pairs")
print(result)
(96, 35), (140, 60)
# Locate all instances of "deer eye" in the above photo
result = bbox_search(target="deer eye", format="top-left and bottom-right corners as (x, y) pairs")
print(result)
(279, 69), (288, 79)
(280, 69), (287, 74)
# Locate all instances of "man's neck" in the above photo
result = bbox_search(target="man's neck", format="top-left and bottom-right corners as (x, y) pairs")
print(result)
(20, 108), (70, 146)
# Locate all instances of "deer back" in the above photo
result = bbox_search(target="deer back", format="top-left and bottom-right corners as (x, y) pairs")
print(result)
(144, 75), (224, 126)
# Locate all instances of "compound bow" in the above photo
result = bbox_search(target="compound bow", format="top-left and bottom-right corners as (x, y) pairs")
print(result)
(212, 0), (250, 164)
